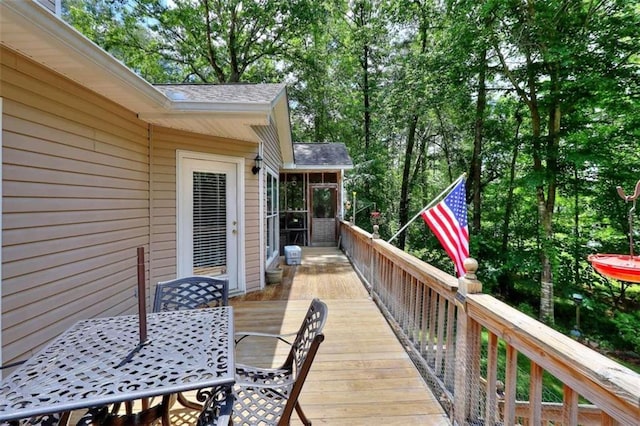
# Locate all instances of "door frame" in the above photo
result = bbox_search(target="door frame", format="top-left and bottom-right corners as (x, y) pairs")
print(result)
(176, 150), (245, 294)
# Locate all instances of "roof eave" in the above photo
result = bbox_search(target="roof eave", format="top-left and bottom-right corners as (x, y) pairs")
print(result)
(0, 0), (168, 111)
(281, 165), (354, 172)
(272, 88), (294, 164)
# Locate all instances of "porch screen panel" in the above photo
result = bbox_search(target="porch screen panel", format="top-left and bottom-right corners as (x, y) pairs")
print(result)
(193, 171), (227, 275)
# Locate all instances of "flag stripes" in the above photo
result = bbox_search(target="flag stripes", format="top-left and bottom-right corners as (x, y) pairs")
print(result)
(421, 179), (469, 277)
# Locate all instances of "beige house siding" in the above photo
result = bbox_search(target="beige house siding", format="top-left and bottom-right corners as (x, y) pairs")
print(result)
(148, 126), (262, 294)
(1, 44), (277, 366)
(254, 123), (283, 173)
(0, 47), (150, 365)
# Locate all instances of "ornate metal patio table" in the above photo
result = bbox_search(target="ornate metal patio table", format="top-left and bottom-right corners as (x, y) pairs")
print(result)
(0, 306), (234, 423)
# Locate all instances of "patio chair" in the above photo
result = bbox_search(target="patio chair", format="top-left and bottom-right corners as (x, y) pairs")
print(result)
(152, 276), (230, 411)
(199, 298), (327, 426)
(152, 275), (229, 312)
(195, 386), (233, 426)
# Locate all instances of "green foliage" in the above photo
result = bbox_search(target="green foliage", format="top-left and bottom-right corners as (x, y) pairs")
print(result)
(64, 0), (640, 355)
(64, 0), (324, 83)
(614, 311), (640, 354)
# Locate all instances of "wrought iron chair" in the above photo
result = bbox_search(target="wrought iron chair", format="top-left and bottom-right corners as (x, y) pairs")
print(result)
(152, 275), (229, 312)
(195, 386), (233, 426)
(152, 276), (230, 411)
(199, 298), (327, 426)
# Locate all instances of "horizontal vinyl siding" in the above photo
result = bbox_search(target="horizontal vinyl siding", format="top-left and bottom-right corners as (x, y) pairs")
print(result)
(149, 127), (261, 294)
(1, 47), (150, 365)
(253, 123), (282, 172)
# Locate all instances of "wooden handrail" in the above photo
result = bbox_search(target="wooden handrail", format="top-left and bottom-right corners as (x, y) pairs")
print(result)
(467, 294), (639, 425)
(339, 221), (640, 425)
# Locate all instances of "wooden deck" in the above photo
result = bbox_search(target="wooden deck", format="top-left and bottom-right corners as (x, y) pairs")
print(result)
(225, 247), (449, 425)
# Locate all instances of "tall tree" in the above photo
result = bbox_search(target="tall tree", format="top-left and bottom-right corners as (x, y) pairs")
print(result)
(488, 0), (640, 322)
(64, 0), (323, 83)
(386, 0), (438, 250)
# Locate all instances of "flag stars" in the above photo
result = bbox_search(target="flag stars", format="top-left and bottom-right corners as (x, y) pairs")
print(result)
(445, 184), (468, 228)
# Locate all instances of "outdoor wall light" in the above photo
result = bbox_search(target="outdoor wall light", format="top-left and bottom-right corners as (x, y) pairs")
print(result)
(252, 154), (263, 175)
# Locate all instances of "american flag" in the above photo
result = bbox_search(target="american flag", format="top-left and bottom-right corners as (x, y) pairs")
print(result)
(421, 179), (469, 278)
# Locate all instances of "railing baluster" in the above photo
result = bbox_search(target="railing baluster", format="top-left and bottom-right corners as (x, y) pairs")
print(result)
(562, 384), (578, 425)
(410, 276), (418, 344)
(435, 295), (446, 377)
(428, 290), (438, 367)
(444, 300), (456, 392)
(529, 361), (543, 425)
(600, 411), (616, 425)
(504, 344), (518, 426)
(485, 332), (499, 425)
(469, 319), (483, 420)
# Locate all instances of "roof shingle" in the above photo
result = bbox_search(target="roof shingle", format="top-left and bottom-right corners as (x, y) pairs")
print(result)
(154, 83), (286, 104)
(293, 143), (353, 167)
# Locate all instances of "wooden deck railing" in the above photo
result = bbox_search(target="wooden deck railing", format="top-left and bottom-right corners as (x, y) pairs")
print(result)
(339, 221), (640, 425)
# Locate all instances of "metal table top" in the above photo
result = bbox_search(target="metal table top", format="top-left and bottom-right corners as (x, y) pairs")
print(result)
(0, 307), (234, 422)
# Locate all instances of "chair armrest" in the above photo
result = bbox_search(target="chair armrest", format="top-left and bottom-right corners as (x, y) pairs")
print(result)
(234, 331), (297, 345)
(235, 362), (291, 375)
(235, 363), (294, 388)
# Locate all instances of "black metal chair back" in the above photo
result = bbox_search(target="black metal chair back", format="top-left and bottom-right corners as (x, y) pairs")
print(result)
(152, 276), (229, 313)
(200, 298), (327, 426)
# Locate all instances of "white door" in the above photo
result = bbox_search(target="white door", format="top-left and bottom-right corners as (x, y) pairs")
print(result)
(178, 153), (241, 293)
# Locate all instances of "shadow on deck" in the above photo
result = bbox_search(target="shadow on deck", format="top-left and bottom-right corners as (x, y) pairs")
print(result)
(227, 247), (450, 425)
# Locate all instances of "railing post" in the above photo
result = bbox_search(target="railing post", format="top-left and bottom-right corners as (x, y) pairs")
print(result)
(453, 258), (482, 425)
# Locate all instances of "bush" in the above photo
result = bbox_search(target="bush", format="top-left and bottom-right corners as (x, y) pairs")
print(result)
(613, 311), (640, 353)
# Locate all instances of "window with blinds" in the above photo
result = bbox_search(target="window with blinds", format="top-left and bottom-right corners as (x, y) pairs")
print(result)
(193, 171), (227, 275)
(266, 171), (279, 260)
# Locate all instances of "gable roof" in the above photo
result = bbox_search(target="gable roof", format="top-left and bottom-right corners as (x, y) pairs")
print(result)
(0, 1), (293, 163)
(286, 143), (354, 171)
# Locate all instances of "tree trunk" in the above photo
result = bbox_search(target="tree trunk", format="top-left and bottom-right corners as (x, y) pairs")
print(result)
(573, 166), (580, 287)
(398, 114), (419, 250)
(538, 66), (562, 324)
(499, 112), (522, 297)
(362, 44), (371, 155)
(470, 48), (487, 233)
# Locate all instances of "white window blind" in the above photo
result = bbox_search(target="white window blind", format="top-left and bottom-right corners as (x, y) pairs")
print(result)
(193, 171), (227, 272)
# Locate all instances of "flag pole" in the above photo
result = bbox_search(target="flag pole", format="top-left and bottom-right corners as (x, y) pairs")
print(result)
(387, 173), (466, 244)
